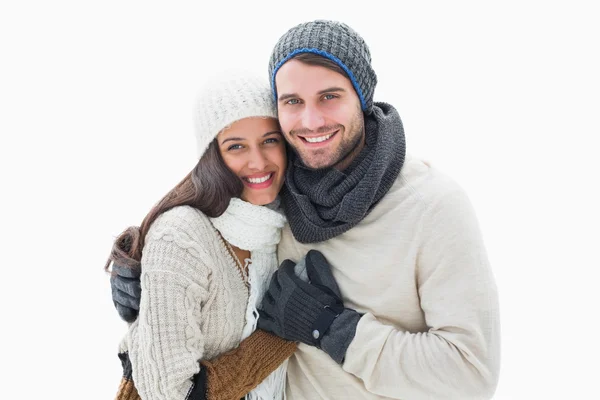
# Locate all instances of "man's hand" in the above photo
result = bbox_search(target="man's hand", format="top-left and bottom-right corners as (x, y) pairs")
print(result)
(110, 263), (142, 323)
(258, 250), (361, 364)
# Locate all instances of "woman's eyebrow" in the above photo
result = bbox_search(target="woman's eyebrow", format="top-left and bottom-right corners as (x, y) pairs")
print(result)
(221, 131), (282, 145)
(220, 137), (244, 145)
(263, 130), (283, 137)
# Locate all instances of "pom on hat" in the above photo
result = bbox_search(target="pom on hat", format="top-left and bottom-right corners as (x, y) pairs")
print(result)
(193, 70), (277, 159)
(268, 20), (377, 113)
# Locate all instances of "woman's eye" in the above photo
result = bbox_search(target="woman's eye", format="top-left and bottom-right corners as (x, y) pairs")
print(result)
(264, 138), (280, 144)
(227, 144), (243, 151)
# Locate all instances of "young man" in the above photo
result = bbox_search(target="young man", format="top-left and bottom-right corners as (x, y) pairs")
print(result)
(111, 20), (500, 400)
(257, 20), (499, 399)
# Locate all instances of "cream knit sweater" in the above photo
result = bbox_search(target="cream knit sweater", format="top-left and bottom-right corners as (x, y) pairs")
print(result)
(120, 206), (249, 399)
(278, 155), (501, 400)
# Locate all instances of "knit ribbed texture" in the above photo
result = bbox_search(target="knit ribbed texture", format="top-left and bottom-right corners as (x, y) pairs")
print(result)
(283, 289), (325, 344)
(281, 102), (406, 243)
(121, 206), (250, 400)
(269, 20), (377, 112)
(194, 71), (277, 159)
(201, 330), (297, 400)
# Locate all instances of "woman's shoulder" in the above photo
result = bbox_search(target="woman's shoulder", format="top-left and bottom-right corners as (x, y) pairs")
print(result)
(146, 205), (217, 248)
(143, 206), (222, 274)
(150, 205), (212, 233)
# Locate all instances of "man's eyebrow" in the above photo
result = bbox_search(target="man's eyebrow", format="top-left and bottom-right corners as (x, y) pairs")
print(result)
(278, 87), (347, 103)
(317, 87), (346, 95)
(278, 92), (298, 103)
(220, 131), (282, 145)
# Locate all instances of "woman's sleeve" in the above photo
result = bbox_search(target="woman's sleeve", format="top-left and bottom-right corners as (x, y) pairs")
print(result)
(189, 329), (297, 400)
(129, 213), (214, 400)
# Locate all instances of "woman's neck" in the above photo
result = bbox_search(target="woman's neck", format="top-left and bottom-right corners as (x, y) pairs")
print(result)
(229, 242), (250, 276)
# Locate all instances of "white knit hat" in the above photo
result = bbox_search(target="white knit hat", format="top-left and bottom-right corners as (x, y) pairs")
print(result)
(193, 70), (278, 159)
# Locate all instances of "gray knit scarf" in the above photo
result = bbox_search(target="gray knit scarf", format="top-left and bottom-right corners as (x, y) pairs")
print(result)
(281, 102), (405, 243)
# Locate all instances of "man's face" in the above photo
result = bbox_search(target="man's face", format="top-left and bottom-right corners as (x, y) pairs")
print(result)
(275, 60), (365, 170)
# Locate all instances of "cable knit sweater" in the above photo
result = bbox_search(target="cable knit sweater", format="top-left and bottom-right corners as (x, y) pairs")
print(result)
(120, 205), (250, 399)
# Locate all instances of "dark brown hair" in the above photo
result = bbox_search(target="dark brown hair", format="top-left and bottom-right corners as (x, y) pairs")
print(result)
(292, 52), (350, 79)
(104, 139), (243, 272)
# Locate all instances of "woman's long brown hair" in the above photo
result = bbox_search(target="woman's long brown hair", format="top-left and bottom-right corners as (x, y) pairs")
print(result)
(104, 140), (243, 273)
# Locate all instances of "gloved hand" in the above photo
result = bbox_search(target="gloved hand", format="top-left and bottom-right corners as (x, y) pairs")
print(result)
(258, 250), (361, 364)
(110, 263), (142, 323)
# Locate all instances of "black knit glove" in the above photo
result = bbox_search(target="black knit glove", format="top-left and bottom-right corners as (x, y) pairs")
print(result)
(258, 250), (361, 364)
(110, 263), (142, 323)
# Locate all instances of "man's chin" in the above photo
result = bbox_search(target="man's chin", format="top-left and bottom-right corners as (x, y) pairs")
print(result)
(290, 146), (340, 170)
(298, 155), (336, 170)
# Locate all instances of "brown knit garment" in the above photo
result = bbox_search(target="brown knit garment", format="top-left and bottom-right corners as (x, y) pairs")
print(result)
(113, 330), (295, 400)
(115, 376), (141, 400)
(201, 329), (297, 400)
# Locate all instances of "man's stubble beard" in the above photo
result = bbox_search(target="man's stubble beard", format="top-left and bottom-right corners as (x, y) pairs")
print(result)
(287, 109), (365, 171)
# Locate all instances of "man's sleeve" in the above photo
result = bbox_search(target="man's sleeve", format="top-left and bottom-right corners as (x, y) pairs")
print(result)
(342, 185), (501, 400)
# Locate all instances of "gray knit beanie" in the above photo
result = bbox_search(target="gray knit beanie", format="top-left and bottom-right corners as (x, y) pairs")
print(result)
(194, 70), (277, 159)
(269, 20), (377, 113)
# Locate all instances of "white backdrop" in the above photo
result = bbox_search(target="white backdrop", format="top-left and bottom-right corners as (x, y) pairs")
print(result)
(1, 1), (598, 398)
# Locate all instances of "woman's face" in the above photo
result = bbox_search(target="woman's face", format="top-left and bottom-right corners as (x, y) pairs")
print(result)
(218, 117), (287, 206)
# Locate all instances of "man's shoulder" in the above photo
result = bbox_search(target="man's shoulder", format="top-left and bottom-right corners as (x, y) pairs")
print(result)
(391, 154), (467, 205)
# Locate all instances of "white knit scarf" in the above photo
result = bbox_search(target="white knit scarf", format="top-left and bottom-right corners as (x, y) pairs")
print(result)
(210, 197), (288, 400)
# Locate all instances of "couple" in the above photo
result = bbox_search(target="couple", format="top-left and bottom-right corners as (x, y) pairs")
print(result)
(107, 20), (500, 400)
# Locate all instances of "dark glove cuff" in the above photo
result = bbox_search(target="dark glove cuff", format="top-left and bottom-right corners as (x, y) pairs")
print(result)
(320, 308), (361, 364)
(311, 304), (344, 346)
(188, 366), (208, 400)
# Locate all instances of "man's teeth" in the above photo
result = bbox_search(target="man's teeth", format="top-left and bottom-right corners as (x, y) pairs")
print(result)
(246, 173), (272, 184)
(304, 133), (333, 143)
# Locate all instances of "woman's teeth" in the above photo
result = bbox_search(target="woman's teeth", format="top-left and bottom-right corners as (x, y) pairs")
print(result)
(245, 173), (272, 184)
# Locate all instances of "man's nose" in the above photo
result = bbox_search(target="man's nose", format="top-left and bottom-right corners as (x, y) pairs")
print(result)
(301, 104), (326, 132)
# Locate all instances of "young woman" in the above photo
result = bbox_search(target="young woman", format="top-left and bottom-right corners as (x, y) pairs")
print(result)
(106, 71), (297, 400)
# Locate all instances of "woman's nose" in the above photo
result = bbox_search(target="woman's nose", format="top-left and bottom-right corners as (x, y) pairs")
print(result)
(247, 147), (268, 171)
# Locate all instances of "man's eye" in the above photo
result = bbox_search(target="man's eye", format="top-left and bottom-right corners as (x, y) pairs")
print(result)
(286, 99), (300, 105)
(323, 94), (337, 100)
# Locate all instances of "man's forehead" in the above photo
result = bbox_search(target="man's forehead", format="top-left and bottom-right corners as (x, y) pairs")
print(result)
(275, 60), (353, 92)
